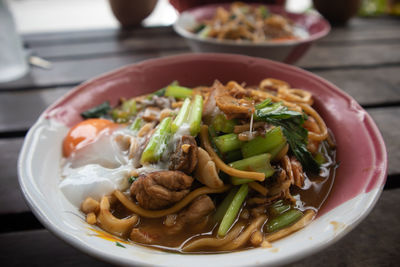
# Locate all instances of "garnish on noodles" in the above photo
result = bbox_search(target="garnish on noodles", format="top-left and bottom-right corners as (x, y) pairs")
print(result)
(60, 78), (337, 253)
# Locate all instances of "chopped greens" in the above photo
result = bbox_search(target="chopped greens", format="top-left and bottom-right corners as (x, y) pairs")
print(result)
(171, 95), (203, 136)
(198, 25), (211, 38)
(259, 5), (269, 18)
(212, 114), (237, 134)
(153, 81), (179, 97)
(255, 99), (320, 173)
(193, 23), (206, 33)
(165, 85), (193, 99)
(140, 117), (172, 164)
(80, 101), (111, 119)
(115, 242), (126, 248)
(128, 176), (138, 183)
(111, 98), (137, 123)
(130, 117), (144, 132)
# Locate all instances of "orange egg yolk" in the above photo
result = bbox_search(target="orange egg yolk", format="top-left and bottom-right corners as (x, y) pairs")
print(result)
(63, 118), (117, 157)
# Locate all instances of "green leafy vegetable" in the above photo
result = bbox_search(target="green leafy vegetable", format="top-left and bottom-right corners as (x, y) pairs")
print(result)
(255, 99), (320, 173)
(80, 101), (111, 119)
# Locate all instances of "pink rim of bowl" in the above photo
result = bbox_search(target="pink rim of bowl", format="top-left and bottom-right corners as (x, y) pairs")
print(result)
(19, 53), (387, 266)
(173, 4), (331, 63)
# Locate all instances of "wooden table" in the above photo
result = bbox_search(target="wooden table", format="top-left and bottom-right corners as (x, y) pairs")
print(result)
(0, 17), (399, 266)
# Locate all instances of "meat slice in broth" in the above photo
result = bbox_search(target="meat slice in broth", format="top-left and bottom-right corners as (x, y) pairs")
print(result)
(166, 195), (215, 233)
(130, 171), (193, 210)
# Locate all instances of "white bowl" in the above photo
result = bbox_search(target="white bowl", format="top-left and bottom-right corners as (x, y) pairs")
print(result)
(18, 53), (386, 266)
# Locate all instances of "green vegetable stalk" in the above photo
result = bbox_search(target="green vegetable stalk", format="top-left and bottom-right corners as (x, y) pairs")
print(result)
(171, 98), (191, 133)
(229, 153), (274, 185)
(130, 117), (144, 132)
(218, 184), (248, 237)
(140, 117), (172, 164)
(212, 114), (237, 133)
(241, 126), (286, 159)
(213, 187), (239, 223)
(213, 133), (243, 154)
(223, 149), (243, 163)
(171, 95), (203, 136)
(188, 94), (203, 136)
(268, 200), (291, 217)
(266, 209), (303, 233)
(165, 85), (193, 99)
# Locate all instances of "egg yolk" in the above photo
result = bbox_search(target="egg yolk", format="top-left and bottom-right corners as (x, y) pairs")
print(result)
(63, 118), (117, 157)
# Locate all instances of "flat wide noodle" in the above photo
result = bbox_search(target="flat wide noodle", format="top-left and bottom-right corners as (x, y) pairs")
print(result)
(182, 222), (245, 252)
(299, 103), (328, 141)
(96, 196), (139, 237)
(249, 182), (268, 196)
(114, 185), (230, 218)
(218, 215), (267, 251)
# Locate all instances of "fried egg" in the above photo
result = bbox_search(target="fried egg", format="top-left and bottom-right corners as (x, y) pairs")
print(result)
(60, 119), (135, 206)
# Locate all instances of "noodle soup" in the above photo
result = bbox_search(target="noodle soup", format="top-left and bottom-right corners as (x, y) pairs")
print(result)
(60, 78), (337, 253)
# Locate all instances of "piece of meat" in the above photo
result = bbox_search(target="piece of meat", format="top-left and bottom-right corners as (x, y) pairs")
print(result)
(142, 107), (161, 122)
(166, 195), (215, 233)
(130, 228), (159, 244)
(169, 136), (198, 174)
(130, 171), (193, 210)
(214, 80), (254, 119)
(264, 14), (293, 39)
(178, 195), (215, 224)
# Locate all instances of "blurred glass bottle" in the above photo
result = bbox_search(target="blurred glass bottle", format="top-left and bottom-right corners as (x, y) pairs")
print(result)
(0, 0), (28, 83)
